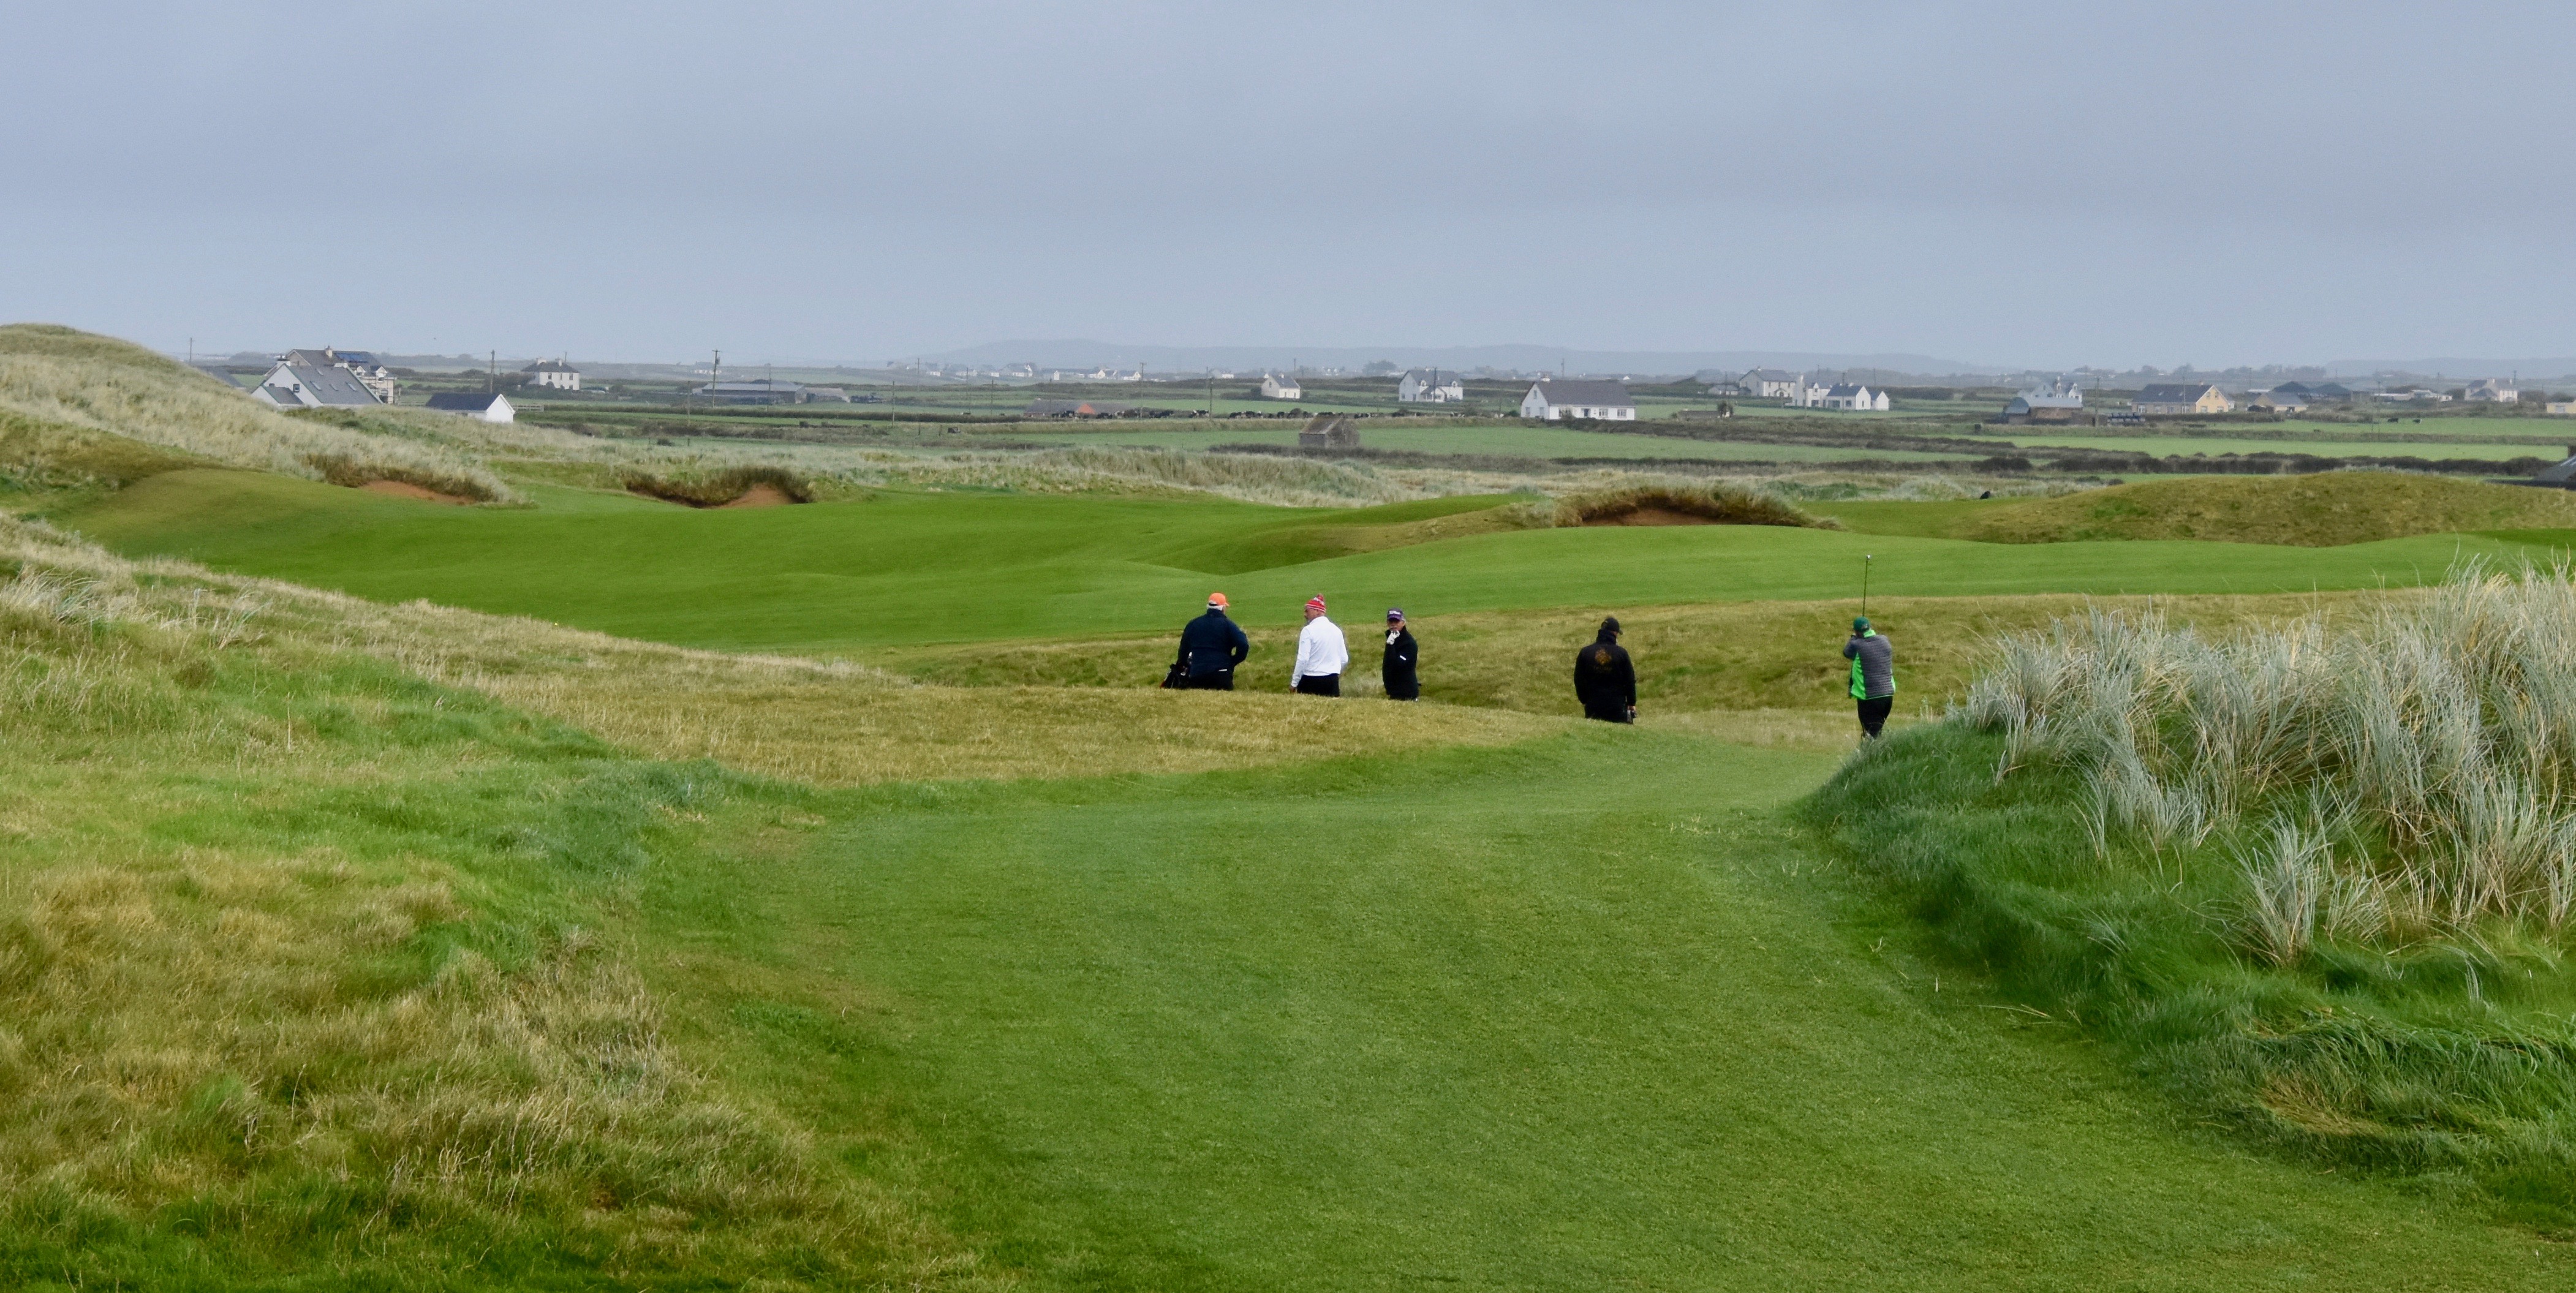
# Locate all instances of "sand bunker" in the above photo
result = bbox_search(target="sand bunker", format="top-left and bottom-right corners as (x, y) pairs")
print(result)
(358, 480), (474, 505)
(718, 483), (797, 508)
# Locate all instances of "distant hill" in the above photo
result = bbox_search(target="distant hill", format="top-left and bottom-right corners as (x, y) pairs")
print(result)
(921, 339), (1992, 379)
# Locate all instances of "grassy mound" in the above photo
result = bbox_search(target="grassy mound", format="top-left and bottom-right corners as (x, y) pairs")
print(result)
(621, 464), (813, 507)
(1811, 568), (2576, 1223)
(1552, 480), (1826, 529)
(1966, 472), (2576, 546)
(0, 325), (515, 503)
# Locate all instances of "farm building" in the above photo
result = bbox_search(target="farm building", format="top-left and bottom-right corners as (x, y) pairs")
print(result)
(2547, 401), (2576, 416)
(521, 358), (581, 391)
(2533, 447), (2576, 486)
(252, 360), (385, 409)
(1818, 383), (1891, 412)
(692, 379), (828, 405)
(1260, 374), (1303, 400)
(2131, 383), (2233, 415)
(1298, 415), (1360, 450)
(2466, 378), (2520, 404)
(1520, 380), (1636, 421)
(423, 391), (516, 423)
(2001, 378), (2085, 424)
(1397, 370), (1465, 403)
(2251, 388), (2308, 412)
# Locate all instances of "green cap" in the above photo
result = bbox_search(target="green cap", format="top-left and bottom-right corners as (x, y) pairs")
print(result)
(1853, 617), (1871, 632)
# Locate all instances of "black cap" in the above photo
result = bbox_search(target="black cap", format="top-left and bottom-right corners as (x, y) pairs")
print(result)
(1600, 616), (1621, 635)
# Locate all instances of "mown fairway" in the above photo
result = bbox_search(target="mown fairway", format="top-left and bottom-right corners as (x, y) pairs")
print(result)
(60, 467), (2547, 654)
(660, 734), (2576, 1290)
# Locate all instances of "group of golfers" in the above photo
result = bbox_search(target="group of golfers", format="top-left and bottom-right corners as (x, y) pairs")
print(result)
(1169, 594), (1900, 739)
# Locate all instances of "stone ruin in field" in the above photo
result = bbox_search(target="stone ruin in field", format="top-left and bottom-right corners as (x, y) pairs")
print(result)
(1298, 414), (1359, 451)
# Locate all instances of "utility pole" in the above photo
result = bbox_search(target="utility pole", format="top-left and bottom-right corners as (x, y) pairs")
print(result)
(488, 350), (496, 394)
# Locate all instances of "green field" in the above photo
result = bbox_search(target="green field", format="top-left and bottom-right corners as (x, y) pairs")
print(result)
(2005, 431), (2551, 461)
(983, 423), (1968, 462)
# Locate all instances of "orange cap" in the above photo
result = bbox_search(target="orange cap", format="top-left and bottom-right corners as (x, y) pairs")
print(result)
(1207, 592), (1228, 608)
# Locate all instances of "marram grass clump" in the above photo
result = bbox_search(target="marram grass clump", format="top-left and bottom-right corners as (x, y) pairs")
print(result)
(1812, 566), (2576, 1224)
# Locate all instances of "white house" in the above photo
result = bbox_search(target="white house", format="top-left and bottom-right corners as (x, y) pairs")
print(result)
(1519, 379), (1636, 421)
(1743, 369), (1802, 399)
(252, 360), (385, 409)
(279, 348), (398, 403)
(2004, 378), (2085, 419)
(1819, 383), (1891, 412)
(423, 391), (516, 423)
(521, 358), (581, 391)
(2466, 378), (2520, 404)
(1397, 369), (1465, 402)
(1260, 374), (1303, 400)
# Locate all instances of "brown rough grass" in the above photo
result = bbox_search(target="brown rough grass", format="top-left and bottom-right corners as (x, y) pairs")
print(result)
(879, 591), (2405, 720)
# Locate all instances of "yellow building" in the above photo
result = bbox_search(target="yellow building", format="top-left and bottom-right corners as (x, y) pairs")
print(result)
(2130, 382), (2234, 416)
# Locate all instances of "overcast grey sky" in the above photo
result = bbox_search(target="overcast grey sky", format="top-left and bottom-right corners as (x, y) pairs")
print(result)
(7, 2), (2571, 369)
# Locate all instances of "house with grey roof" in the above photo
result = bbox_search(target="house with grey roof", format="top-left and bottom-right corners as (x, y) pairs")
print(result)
(1397, 369), (1465, 403)
(423, 391), (516, 423)
(1260, 374), (1303, 400)
(2131, 383), (2233, 415)
(2002, 378), (2085, 423)
(1819, 383), (1890, 412)
(1520, 380), (1635, 421)
(520, 358), (582, 391)
(281, 348), (398, 403)
(252, 360), (385, 409)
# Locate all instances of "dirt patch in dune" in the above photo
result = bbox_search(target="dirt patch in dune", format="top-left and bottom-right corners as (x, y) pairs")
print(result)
(358, 479), (475, 505)
(622, 467), (812, 508)
(1582, 506), (1716, 527)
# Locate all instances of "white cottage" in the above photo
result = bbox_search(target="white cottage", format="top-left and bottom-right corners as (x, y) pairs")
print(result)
(252, 360), (385, 409)
(1260, 374), (1303, 400)
(424, 391), (516, 423)
(1519, 380), (1635, 421)
(1397, 369), (1466, 403)
(521, 358), (582, 391)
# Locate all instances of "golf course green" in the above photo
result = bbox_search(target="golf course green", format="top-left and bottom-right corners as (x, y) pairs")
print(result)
(59, 467), (2546, 654)
(17, 322), (2576, 1287)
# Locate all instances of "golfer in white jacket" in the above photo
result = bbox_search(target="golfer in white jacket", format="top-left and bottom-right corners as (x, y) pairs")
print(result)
(1290, 595), (1350, 696)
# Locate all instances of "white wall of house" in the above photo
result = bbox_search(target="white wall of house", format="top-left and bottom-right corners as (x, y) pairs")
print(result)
(528, 368), (581, 391)
(471, 394), (516, 423)
(1261, 375), (1302, 399)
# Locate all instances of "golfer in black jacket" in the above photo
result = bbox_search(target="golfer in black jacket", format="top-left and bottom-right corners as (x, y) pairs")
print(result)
(1573, 617), (1636, 723)
(1172, 592), (1250, 689)
(1381, 609), (1419, 700)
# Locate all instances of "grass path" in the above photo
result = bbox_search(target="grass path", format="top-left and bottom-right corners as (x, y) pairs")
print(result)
(653, 733), (2574, 1289)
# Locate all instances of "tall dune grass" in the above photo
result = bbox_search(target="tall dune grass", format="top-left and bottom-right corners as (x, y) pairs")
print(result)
(0, 324), (515, 502)
(1964, 565), (2576, 954)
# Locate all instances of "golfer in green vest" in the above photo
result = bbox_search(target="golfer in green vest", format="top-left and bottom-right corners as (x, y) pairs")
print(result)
(1844, 617), (1895, 739)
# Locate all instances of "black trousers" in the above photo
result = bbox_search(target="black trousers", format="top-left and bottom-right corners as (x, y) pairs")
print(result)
(1185, 670), (1234, 690)
(1857, 695), (1894, 737)
(1295, 673), (1341, 697)
(1582, 699), (1633, 724)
